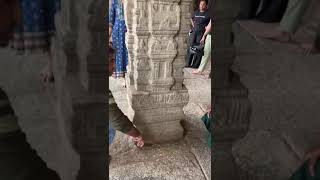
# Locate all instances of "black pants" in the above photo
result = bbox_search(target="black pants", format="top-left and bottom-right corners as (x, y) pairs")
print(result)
(189, 30), (205, 47)
(0, 130), (61, 180)
(186, 30), (205, 68)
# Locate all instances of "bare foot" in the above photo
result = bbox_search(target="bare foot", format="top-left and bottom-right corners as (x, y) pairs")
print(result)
(204, 74), (210, 79)
(40, 64), (54, 83)
(258, 29), (292, 43)
(192, 69), (202, 74)
(301, 43), (319, 55)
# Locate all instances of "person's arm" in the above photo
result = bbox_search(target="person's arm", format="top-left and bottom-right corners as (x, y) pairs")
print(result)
(200, 19), (211, 44)
(190, 10), (196, 28)
(190, 18), (194, 28)
(109, 102), (144, 147)
(204, 19), (212, 37)
(109, 102), (135, 134)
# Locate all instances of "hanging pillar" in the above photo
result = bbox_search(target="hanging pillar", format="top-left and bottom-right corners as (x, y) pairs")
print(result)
(123, 0), (191, 144)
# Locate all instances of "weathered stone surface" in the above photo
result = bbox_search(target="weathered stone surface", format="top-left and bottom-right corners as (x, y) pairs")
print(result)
(52, 0), (108, 179)
(123, 0), (191, 143)
(232, 12), (320, 179)
(183, 68), (211, 105)
(212, 1), (253, 180)
(109, 71), (211, 180)
(109, 135), (206, 180)
(233, 131), (300, 180)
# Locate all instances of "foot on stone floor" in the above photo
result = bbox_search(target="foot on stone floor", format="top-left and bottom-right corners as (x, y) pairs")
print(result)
(191, 69), (201, 75)
(258, 28), (292, 43)
(40, 64), (54, 83)
(301, 43), (320, 55)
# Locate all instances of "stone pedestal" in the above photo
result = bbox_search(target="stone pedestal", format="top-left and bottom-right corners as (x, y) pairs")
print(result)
(124, 0), (191, 144)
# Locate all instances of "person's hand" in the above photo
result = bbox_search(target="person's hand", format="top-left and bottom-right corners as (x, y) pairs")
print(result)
(200, 36), (206, 45)
(109, 27), (112, 37)
(127, 128), (145, 148)
(305, 147), (320, 177)
(206, 106), (211, 117)
(132, 135), (144, 148)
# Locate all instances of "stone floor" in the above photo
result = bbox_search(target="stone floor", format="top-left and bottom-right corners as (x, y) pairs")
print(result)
(231, 19), (320, 180)
(109, 71), (211, 180)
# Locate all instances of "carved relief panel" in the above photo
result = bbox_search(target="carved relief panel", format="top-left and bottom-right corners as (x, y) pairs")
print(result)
(149, 2), (180, 34)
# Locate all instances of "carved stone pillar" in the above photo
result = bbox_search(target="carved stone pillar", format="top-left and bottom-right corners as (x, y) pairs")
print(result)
(124, 0), (189, 144)
(213, 0), (251, 179)
(123, 0), (135, 86)
(53, 0), (107, 180)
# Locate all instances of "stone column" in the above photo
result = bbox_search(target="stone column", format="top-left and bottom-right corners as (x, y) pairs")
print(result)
(53, 0), (108, 179)
(125, 0), (189, 144)
(123, 0), (135, 86)
(213, 0), (251, 179)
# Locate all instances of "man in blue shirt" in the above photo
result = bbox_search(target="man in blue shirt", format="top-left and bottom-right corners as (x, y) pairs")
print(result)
(190, 0), (211, 46)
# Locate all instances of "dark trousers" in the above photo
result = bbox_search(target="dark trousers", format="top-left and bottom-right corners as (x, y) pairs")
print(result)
(186, 30), (205, 68)
(189, 30), (205, 47)
(0, 130), (61, 180)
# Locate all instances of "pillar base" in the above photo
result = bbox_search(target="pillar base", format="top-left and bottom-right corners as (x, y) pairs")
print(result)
(138, 120), (184, 144)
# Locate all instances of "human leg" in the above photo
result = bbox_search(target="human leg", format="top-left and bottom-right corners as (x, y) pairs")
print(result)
(280, 0), (312, 34)
(196, 34), (211, 73)
(258, 0), (311, 42)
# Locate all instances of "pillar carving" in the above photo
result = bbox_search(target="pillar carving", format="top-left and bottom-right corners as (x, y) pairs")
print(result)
(123, 0), (135, 86)
(53, 0), (107, 179)
(124, 0), (190, 143)
(213, 0), (251, 179)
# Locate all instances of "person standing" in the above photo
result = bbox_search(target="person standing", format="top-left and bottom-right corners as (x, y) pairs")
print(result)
(11, 0), (61, 83)
(190, 0), (210, 46)
(109, 0), (128, 80)
(258, 0), (320, 54)
(192, 19), (212, 75)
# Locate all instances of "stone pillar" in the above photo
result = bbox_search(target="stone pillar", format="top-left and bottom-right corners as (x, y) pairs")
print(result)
(53, 0), (107, 179)
(213, 0), (251, 179)
(124, 0), (189, 144)
(123, 0), (135, 86)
